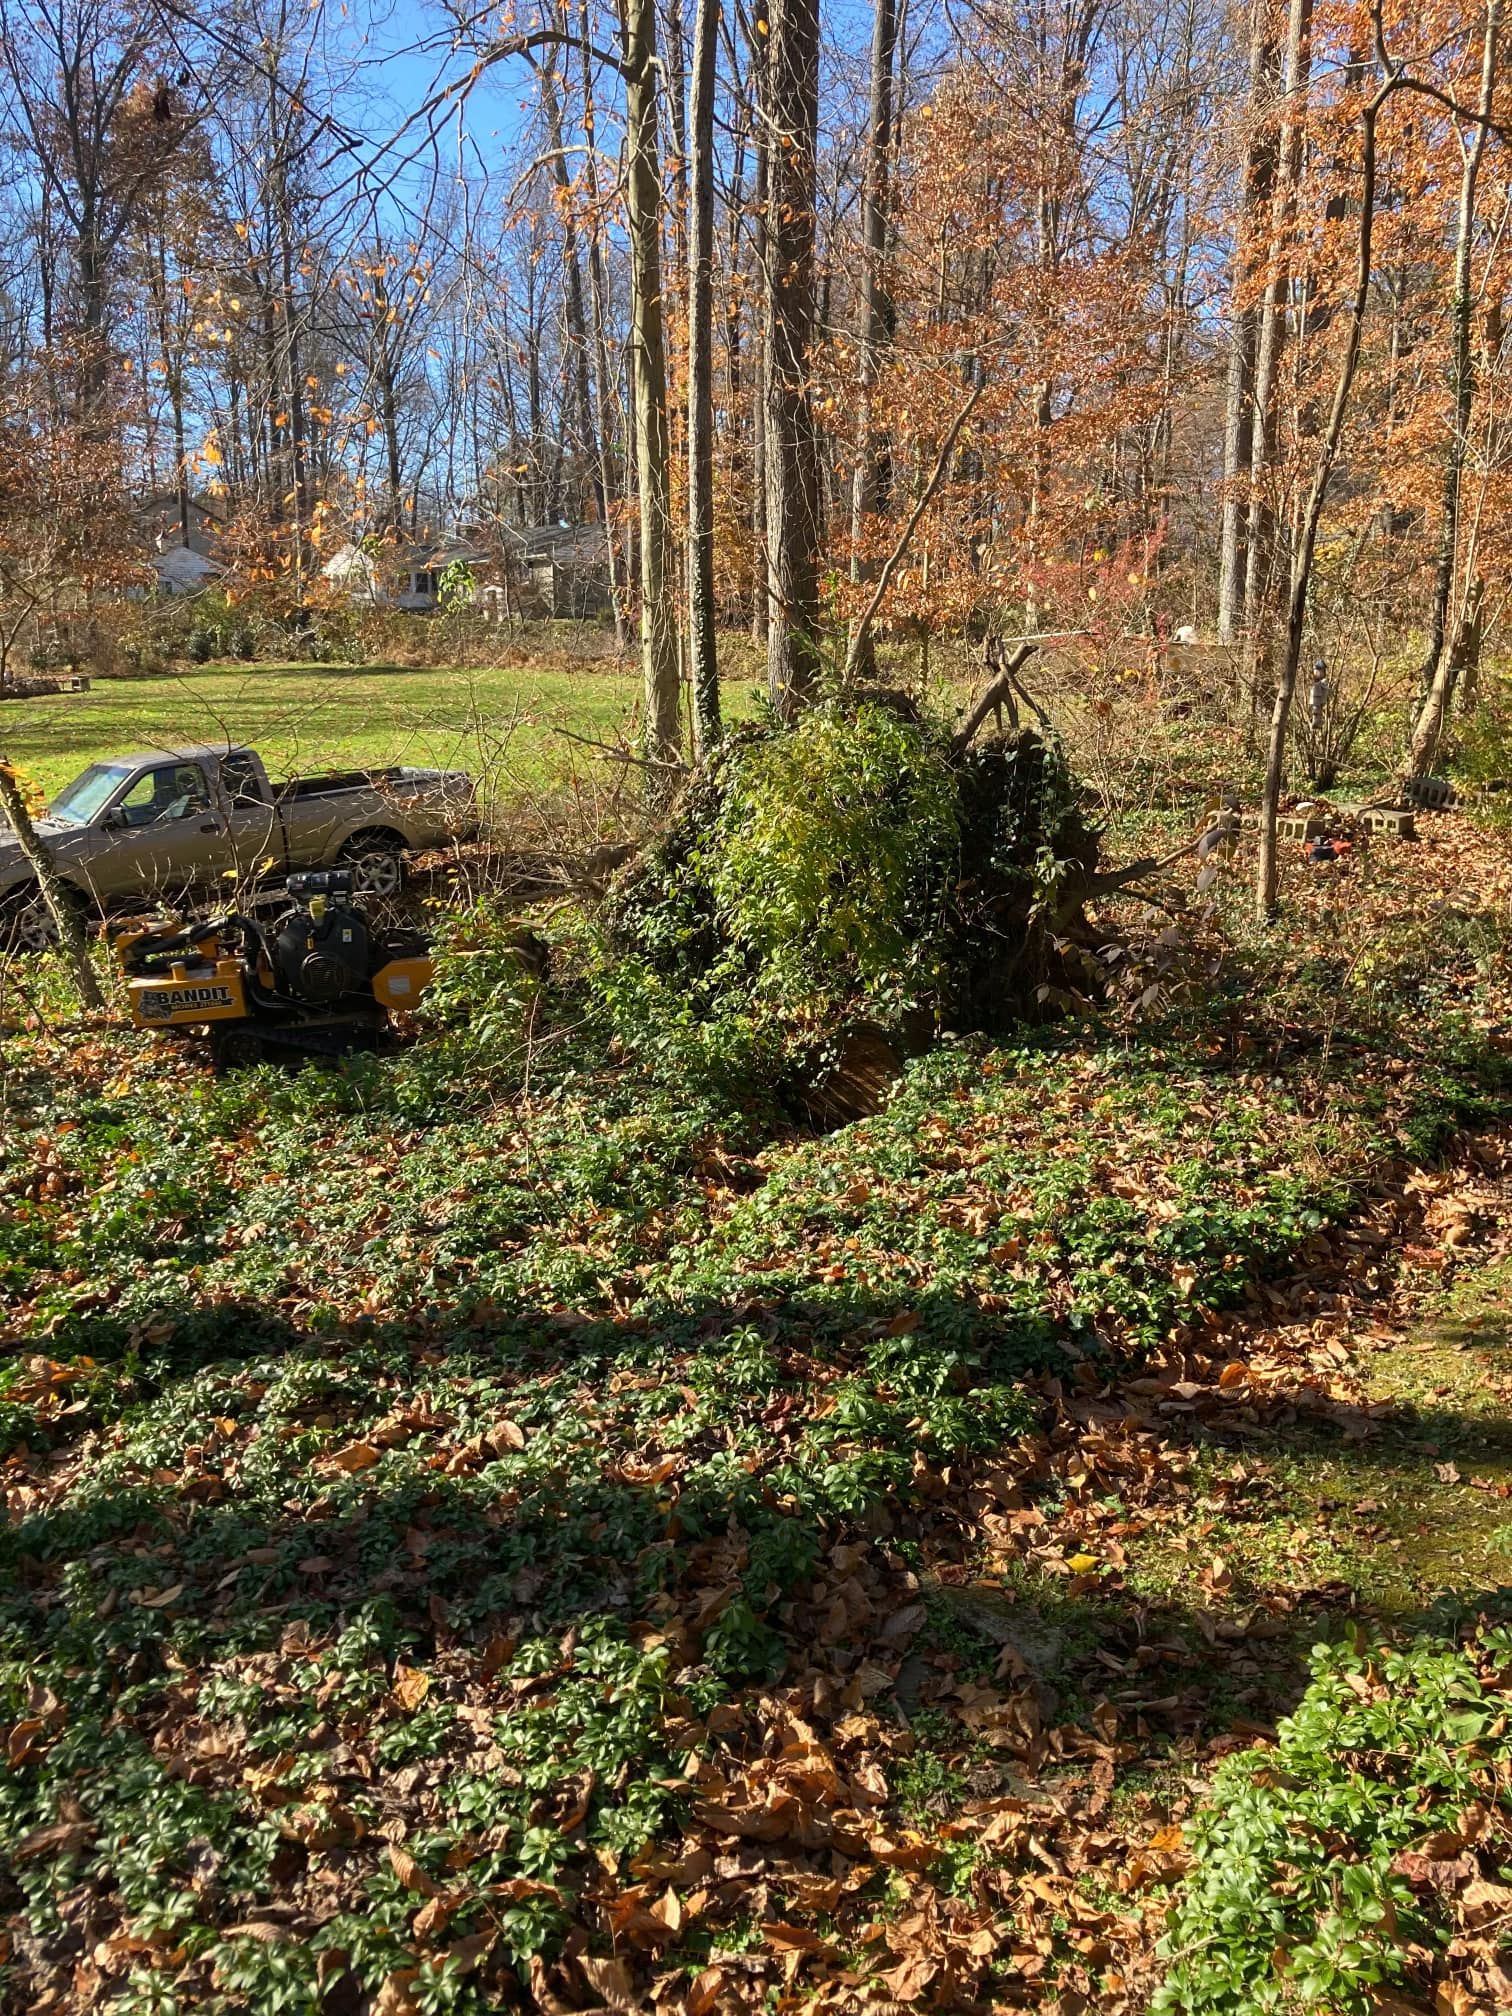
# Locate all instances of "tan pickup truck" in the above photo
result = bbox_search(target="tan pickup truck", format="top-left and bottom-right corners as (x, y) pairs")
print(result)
(0, 743), (478, 949)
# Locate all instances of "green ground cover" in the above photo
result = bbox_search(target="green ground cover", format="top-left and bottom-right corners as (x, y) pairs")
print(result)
(1, 851), (1509, 2011)
(2, 700), (1511, 2013)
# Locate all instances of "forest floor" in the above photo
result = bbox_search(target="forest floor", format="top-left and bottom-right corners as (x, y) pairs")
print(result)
(1, 801), (1510, 2014)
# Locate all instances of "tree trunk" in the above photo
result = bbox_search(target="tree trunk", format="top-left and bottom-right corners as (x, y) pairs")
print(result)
(578, 0), (632, 649)
(1217, 0), (1279, 641)
(0, 756), (102, 1009)
(1408, 0), (1501, 777)
(749, 0), (770, 645)
(269, 65), (310, 592)
(624, 0), (682, 775)
(850, 0), (899, 528)
(846, 0), (898, 683)
(540, 50), (601, 516)
(1242, 0), (1312, 637)
(1456, 575), (1487, 711)
(686, 0), (720, 751)
(371, 263), (406, 531)
(1257, 66), (1391, 919)
(763, 0), (822, 718)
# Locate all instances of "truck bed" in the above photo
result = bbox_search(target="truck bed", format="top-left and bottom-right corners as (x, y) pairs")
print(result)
(277, 766), (446, 802)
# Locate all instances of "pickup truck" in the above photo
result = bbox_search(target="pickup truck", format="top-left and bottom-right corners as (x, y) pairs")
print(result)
(0, 743), (478, 949)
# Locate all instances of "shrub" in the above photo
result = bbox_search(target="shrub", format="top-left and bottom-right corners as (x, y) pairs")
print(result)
(1449, 678), (1512, 810)
(380, 903), (550, 1116)
(1155, 1615), (1512, 2016)
(607, 703), (1100, 1036)
(185, 627), (214, 664)
(711, 703), (962, 1008)
(116, 635), (168, 676)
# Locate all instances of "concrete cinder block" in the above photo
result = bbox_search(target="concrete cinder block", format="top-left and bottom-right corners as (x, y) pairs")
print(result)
(1403, 775), (1456, 810)
(1355, 806), (1417, 839)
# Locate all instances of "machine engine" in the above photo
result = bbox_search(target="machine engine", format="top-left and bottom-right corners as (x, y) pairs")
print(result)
(272, 871), (372, 1005)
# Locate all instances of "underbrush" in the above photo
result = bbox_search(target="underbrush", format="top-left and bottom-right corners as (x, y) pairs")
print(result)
(4, 960), (1470, 2008)
(1157, 1615), (1512, 2016)
(608, 701), (1099, 1042)
(4, 980), (1501, 2010)
(1, 722), (1510, 2007)
(1451, 676), (1512, 813)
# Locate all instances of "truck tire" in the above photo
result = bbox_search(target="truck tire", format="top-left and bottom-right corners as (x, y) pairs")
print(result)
(337, 829), (406, 899)
(0, 883), (85, 956)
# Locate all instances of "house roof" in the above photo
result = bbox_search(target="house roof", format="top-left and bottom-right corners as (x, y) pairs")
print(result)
(504, 522), (610, 566)
(392, 531), (495, 570)
(153, 545), (221, 587)
(420, 539), (493, 569)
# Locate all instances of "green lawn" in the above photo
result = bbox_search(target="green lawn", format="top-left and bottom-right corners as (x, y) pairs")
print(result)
(2, 659), (663, 804)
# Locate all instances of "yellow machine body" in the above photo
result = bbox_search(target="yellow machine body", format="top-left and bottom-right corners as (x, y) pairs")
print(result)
(115, 913), (432, 1051)
(371, 954), (433, 1011)
(127, 960), (250, 1028)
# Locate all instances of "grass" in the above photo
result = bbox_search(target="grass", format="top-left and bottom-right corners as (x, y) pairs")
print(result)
(1121, 1252), (1512, 1619)
(3, 635), (973, 810)
(4, 656), (654, 804)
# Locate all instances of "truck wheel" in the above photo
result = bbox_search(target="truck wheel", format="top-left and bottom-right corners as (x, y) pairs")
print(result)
(0, 885), (82, 955)
(338, 830), (405, 899)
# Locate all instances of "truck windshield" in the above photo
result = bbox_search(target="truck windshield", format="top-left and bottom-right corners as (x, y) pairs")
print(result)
(48, 762), (135, 827)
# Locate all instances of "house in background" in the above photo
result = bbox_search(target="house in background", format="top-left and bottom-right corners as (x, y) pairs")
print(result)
(135, 490), (227, 596)
(396, 532), (497, 611)
(505, 522), (613, 618)
(152, 543), (222, 594)
(321, 540), (384, 605)
(321, 523), (613, 620)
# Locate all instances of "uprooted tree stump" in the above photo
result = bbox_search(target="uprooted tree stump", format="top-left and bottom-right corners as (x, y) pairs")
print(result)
(602, 685), (1185, 1121)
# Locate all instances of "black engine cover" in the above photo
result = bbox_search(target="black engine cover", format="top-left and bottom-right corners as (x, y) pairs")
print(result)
(272, 901), (373, 1005)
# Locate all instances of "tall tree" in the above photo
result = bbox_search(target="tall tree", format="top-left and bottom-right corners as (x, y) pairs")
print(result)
(686, 0), (720, 748)
(0, 0), (186, 401)
(762, 0), (822, 718)
(1216, 0), (1279, 641)
(1241, 0), (1312, 636)
(1408, 0), (1502, 776)
(536, 26), (602, 521)
(846, 0), (898, 682)
(1254, 7), (1471, 916)
(0, 368), (135, 1007)
(747, 0), (771, 644)
(623, 0), (683, 771)
(577, 0), (633, 648)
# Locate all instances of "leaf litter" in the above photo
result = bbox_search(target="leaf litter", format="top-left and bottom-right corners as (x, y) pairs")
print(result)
(0, 808), (1510, 2012)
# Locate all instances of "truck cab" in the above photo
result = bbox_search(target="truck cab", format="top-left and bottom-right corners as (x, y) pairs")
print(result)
(41, 746), (276, 903)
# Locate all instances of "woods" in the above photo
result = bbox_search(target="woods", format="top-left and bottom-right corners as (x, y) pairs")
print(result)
(3, 0), (1511, 796)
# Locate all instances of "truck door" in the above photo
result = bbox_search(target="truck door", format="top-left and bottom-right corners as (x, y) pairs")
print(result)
(217, 750), (284, 886)
(95, 760), (235, 903)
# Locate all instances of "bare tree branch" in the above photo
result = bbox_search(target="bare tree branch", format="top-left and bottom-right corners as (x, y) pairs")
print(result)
(844, 377), (986, 686)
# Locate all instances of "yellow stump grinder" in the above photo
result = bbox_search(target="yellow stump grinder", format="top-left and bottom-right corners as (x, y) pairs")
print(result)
(114, 870), (433, 1068)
